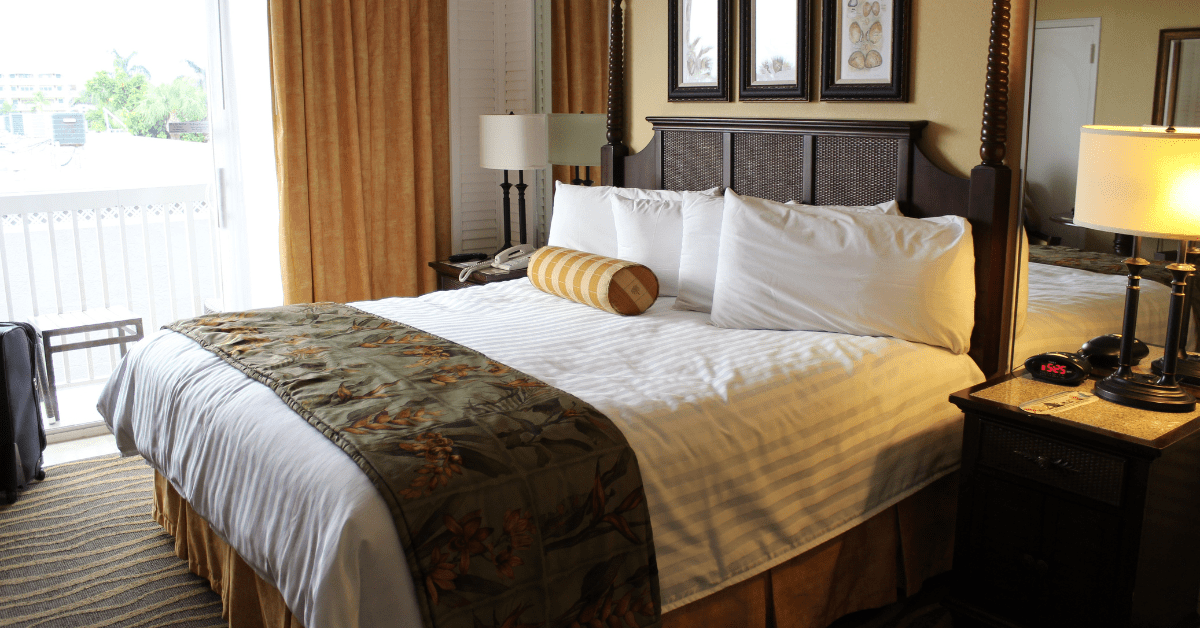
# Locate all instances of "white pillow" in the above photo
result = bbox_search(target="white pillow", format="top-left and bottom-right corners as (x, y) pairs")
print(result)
(547, 182), (718, 258)
(673, 194), (906, 313)
(710, 190), (976, 354)
(784, 199), (904, 216)
(612, 197), (684, 296)
(674, 191), (726, 312)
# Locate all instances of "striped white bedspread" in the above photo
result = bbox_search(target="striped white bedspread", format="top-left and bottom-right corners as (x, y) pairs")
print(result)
(1013, 263), (1171, 364)
(100, 279), (984, 628)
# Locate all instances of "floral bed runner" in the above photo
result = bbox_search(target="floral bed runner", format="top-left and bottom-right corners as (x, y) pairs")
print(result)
(168, 303), (660, 628)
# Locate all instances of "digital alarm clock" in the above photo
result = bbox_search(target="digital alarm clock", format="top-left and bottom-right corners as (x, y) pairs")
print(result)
(1024, 351), (1092, 385)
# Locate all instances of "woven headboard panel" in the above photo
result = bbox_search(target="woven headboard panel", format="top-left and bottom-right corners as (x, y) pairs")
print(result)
(623, 118), (936, 214)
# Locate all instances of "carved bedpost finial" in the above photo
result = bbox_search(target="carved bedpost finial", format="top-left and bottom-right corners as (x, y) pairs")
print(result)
(606, 0), (625, 146)
(979, 0), (1011, 166)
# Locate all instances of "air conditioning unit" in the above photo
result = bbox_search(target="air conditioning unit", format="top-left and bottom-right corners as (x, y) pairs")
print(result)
(52, 113), (85, 146)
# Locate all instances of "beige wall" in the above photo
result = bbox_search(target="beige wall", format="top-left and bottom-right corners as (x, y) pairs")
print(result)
(1036, 0), (1197, 127)
(624, 0), (1031, 178)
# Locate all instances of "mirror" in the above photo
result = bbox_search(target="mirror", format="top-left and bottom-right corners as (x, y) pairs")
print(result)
(1152, 28), (1200, 127)
(1022, 2), (1199, 255)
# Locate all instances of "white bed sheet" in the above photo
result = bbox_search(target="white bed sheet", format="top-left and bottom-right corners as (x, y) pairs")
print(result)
(99, 280), (985, 628)
(1014, 263), (1172, 364)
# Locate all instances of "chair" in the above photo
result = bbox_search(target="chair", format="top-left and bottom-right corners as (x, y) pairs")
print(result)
(32, 308), (144, 422)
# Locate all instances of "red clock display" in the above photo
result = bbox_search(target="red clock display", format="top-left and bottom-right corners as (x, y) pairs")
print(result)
(1040, 363), (1068, 376)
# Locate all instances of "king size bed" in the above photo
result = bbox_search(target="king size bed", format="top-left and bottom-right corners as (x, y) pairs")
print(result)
(94, 2), (1154, 627)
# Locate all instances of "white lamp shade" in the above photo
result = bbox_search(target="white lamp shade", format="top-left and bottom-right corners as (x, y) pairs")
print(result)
(547, 113), (606, 166)
(480, 114), (548, 170)
(1074, 125), (1200, 239)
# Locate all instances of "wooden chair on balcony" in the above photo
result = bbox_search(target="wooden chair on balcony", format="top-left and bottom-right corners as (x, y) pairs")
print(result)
(31, 308), (144, 422)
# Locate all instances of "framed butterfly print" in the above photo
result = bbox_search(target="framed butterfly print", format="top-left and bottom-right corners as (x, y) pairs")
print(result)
(669, 0), (732, 101)
(819, 0), (910, 101)
(739, 0), (809, 101)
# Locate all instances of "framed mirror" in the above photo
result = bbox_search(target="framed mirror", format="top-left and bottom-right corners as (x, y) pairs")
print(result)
(1152, 28), (1200, 127)
(668, 0), (732, 102)
(739, 0), (809, 101)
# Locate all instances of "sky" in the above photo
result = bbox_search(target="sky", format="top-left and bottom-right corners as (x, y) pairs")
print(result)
(0, 0), (210, 85)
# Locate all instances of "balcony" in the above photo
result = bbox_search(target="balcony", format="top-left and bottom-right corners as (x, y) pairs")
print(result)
(0, 183), (220, 436)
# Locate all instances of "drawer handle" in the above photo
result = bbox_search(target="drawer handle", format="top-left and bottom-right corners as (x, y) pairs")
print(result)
(1013, 449), (1078, 473)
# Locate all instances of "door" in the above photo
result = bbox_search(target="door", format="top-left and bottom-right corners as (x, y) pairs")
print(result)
(1025, 19), (1100, 252)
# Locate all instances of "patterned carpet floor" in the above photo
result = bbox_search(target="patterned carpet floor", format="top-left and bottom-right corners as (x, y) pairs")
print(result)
(0, 454), (955, 628)
(0, 455), (224, 628)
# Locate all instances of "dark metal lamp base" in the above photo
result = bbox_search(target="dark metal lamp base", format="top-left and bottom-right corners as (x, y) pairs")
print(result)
(1093, 371), (1196, 413)
(1151, 353), (1200, 387)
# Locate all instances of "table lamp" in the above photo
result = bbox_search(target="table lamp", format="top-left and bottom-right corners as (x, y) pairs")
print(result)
(480, 112), (548, 249)
(1072, 125), (1200, 412)
(548, 113), (606, 186)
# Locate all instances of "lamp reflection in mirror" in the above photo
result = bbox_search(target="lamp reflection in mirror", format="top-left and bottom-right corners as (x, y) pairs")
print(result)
(547, 113), (606, 186)
(1072, 125), (1200, 412)
(480, 113), (548, 250)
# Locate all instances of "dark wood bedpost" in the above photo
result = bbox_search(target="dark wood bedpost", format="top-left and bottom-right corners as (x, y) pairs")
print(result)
(968, 0), (1016, 378)
(601, 0), (628, 186)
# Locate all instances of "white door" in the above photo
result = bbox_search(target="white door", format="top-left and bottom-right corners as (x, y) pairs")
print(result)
(1025, 18), (1100, 251)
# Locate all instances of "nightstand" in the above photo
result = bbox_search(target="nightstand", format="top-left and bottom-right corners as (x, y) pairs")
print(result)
(946, 369), (1200, 628)
(428, 260), (527, 291)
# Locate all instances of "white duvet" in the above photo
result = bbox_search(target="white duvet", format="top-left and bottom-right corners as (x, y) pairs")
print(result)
(100, 280), (986, 628)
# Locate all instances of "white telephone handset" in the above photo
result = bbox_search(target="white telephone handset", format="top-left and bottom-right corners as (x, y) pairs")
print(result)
(458, 244), (537, 282)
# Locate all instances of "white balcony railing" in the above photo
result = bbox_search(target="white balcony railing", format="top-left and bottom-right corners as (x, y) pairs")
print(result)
(0, 185), (221, 391)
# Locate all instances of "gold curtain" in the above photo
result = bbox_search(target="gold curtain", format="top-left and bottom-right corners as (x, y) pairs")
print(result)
(551, 0), (610, 185)
(270, 0), (451, 303)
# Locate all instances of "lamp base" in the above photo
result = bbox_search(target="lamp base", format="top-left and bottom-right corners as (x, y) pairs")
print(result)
(1093, 371), (1196, 413)
(1150, 352), (1200, 386)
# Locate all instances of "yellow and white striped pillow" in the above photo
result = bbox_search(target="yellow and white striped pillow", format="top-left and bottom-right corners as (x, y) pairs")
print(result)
(528, 247), (659, 315)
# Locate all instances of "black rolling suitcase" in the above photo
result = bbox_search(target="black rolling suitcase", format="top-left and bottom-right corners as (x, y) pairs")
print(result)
(0, 322), (45, 504)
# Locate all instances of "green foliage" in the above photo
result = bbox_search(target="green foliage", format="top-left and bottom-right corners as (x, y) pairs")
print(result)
(76, 51), (208, 140)
(0, 101), (11, 115)
(29, 92), (49, 113)
(78, 70), (148, 132)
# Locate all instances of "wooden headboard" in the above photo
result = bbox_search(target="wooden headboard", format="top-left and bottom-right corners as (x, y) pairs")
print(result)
(598, 1), (1017, 378)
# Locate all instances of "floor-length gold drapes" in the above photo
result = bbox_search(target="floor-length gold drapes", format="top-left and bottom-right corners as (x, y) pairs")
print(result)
(270, 0), (451, 303)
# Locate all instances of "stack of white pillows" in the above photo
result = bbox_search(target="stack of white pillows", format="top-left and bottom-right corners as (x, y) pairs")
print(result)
(546, 182), (977, 355)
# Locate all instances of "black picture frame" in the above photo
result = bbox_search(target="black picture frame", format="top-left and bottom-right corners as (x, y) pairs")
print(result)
(739, 0), (809, 101)
(668, 0), (732, 102)
(819, 0), (910, 102)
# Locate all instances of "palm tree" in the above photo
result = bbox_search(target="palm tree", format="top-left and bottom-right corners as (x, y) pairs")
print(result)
(29, 91), (49, 113)
(111, 50), (152, 80)
(185, 60), (206, 90)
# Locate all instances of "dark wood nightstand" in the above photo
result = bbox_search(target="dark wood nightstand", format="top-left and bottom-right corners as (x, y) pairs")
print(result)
(428, 260), (527, 291)
(946, 369), (1200, 628)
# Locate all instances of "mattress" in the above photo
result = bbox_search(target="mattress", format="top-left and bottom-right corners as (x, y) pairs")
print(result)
(1013, 262), (1172, 364)
(99, 279), (985, 628)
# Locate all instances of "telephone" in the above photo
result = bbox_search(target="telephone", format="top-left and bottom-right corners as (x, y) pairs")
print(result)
(458, 244), (537, 282)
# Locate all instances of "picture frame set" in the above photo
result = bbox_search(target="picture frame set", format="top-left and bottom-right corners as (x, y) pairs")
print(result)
(667, 0), (909, 103)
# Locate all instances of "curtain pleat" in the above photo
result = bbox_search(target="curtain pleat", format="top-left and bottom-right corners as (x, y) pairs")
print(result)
(551, 0), (610, 185)
(270, 0), (450, 304)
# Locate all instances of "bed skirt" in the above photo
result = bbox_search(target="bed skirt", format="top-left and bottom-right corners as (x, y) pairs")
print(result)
(152, 471), (957, 628)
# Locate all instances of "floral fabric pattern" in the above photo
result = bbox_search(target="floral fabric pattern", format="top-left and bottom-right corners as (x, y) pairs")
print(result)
(168, 303), (660, 628)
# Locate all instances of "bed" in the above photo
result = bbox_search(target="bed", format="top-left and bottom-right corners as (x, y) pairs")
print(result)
(97, 2), (1029, 627)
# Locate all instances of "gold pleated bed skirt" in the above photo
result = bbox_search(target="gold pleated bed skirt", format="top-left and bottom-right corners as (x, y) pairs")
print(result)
(153, 471), (957, 628)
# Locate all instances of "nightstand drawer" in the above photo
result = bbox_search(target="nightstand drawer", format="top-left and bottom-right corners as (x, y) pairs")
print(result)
(977, 419), (1125, 506)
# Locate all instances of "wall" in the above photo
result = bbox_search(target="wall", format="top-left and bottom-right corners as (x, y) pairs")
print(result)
(624, 0), (1032, 179)
(1037, 0), (1197, 126)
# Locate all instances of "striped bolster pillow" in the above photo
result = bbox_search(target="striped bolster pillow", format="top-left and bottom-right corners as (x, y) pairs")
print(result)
(528, 246), (659, 315)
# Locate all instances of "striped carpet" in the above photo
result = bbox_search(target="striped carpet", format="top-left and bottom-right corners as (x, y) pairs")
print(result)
(0, 454), (954, 628)
(0, 455), (225, 628)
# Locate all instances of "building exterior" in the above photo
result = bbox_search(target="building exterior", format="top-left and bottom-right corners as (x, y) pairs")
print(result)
(0, 71), (83, 112)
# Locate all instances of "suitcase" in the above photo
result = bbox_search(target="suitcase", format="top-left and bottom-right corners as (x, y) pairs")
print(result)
(0, 322), (46, 504)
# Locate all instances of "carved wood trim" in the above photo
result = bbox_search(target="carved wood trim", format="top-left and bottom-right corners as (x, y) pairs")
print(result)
(980, 0), (1011, 166)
